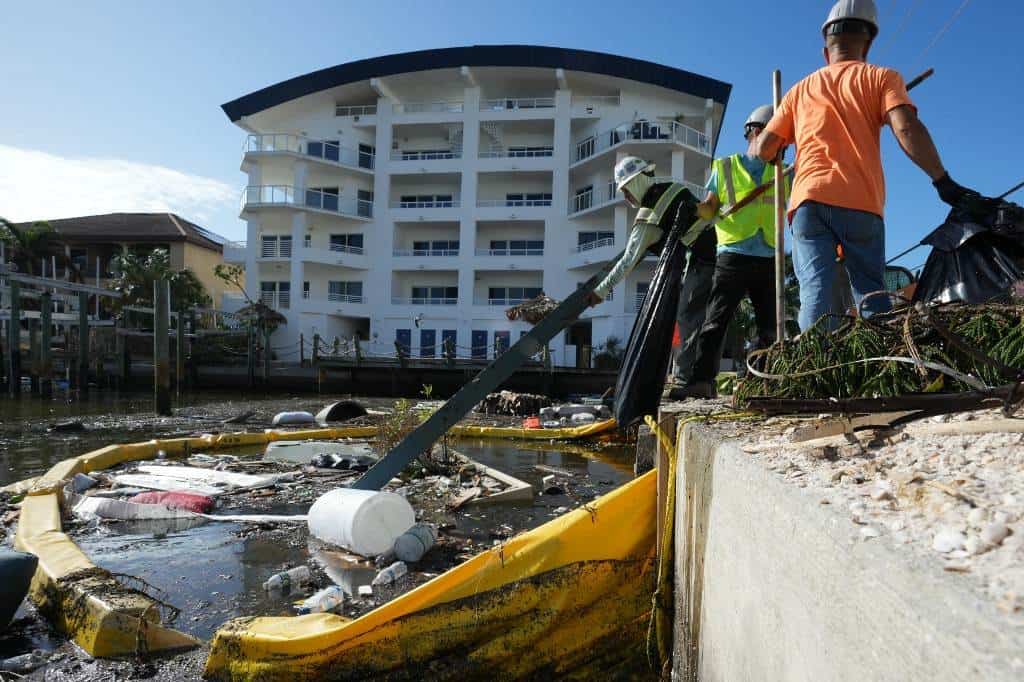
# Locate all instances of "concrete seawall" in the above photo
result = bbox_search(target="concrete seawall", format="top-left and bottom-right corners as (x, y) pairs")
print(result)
(673, 422), (1024, 681)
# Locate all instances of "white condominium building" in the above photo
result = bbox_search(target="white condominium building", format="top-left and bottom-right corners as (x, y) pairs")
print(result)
(222, 45), (729, 366)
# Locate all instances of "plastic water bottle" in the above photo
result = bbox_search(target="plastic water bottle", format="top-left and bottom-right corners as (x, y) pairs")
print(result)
(263, 566), (311, 591)
(371, 561), (408, 586)
(296, 585), (345, 615)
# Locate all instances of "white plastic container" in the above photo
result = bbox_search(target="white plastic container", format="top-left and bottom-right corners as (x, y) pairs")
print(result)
(307, 488), (415, 557)
(393, 523), (438, 563)
(271, 411), (316, 427)
(296, 585), (345, 614)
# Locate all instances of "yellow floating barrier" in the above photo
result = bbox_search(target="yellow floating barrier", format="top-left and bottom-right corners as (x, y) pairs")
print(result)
(450, 417), (618, 440)
(204, 469), (656, 680)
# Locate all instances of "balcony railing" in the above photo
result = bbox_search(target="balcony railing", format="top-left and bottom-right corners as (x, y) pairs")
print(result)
(573, 120), (710, 163)
(244, 134), (374, 169)
(572, 95), (621, 108)
(242, 186), (372, 218)
(476, 198), (552, 208)
(480, 97), (555, 111)
(478, 147), (553, 158)
(572, 237), (615, 253)
(335, 104), (377, 117)
(392, 248), (459, 257)
(570, 181), (622, 214)
(391, 296), (458, 305)
(390, 150), (461, 161)
(328, 243), (365, 255)
(259, 291), (290, 309)
(327, 292), (364, 304)
(394, 100), (464, 114)
(389, 199), (460, 209)
(260, 239), (292, 258)
(476, 297), (530, 306)
(474, 247), (544, 257)
(635, 292), (647, 311)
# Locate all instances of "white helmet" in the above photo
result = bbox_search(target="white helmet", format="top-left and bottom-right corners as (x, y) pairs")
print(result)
(744, 105), (774, 135)
(614, 156), (655, 192)
(822, 0), (879, 39)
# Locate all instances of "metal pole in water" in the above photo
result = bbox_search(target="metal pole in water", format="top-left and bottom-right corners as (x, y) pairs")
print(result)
(154, 279), (171, 415)
(77, 291), (89, 392)
(7, 281), (20, 397)
(40, 292), (52, 398)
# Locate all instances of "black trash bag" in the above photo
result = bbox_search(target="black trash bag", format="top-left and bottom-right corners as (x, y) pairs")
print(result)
(614, 198), (700, 427)
(913, 200), (1024, 304)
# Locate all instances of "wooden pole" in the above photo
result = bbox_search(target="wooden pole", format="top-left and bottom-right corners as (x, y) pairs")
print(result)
(7, 281), (20, 397)
(77, 291), (89, 392)
(772, 69), (786, 344)
(40, 292), (52, 398)
(154, 279), (171, 415)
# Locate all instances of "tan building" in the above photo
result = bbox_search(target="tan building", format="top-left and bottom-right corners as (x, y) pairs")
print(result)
(39, 212), (238, 307)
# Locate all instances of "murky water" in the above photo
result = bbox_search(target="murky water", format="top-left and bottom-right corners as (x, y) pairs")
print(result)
(0, 391), (634, 642)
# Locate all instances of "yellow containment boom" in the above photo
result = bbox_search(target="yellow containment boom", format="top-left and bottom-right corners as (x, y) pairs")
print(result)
(205, 469), (657, 680)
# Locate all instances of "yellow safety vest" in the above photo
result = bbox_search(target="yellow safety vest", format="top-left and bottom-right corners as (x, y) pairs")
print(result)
(711, 154), (790, 247)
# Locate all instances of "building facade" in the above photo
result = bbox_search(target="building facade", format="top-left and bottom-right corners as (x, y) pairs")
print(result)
(222, 46), (729, 365)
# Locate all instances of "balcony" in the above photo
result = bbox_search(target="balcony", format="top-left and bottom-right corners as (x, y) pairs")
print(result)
(391, 296), (458, 306)
(389, 198), (460, 209)
(327, 292), (364, 304)
(242, 186), (373, 220)
(572, 237), (615, 254)
(573, 120), (710, 166)
(476, 198), (552, 208)
(335, 104), (377, 117)
(223, 240), (246, 263)
(480, 97), (555, 111)
(395, 100), (464, 114)
(260, 238), (292, 259)
(244, 134), (374, 172)
(474, 296), (531, 306)
(300, 244), (369, 269)
(571, 95), (621, 117)
(259, 290), (290, 310)
(389, 149), (461, 161)
(478, 147), (553, 159)
(474, 246), (543, 257)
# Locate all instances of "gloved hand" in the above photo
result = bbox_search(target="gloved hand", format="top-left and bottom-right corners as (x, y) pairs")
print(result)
(933, 172), (995, 218)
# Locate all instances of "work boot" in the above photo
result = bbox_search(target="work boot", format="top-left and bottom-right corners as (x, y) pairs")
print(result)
(663, 381), (717, 401)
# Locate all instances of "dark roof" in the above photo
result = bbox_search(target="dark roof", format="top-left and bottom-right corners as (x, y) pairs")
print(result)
(37, 213), (225, 252)
(221, 45), (732, 122)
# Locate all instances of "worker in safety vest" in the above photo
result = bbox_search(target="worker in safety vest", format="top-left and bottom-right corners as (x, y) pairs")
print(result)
(753, 0), (987, 331)
(666, 105), (791, 400)
(588, 155), (714, 389)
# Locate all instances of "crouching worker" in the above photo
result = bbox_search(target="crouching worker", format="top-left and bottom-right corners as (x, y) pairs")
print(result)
(666, 105), (791, 400)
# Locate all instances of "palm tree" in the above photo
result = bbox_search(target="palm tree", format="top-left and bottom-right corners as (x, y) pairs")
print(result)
(0, 217), (72, 277)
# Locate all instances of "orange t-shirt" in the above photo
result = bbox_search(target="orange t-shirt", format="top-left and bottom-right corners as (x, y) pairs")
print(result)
(764, 61), (915, 220)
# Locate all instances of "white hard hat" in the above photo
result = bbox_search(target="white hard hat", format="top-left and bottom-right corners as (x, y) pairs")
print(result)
(614, 156), (656, 192)
(744, 105), (774, 132)
(822, 0), (879, 39)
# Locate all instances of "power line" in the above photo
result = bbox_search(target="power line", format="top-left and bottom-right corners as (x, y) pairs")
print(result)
(875, 0), (925, 60)
(913, 0), (974, 67)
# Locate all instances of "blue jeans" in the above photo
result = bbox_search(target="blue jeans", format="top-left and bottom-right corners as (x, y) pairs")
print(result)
(791, 201), (890, 331)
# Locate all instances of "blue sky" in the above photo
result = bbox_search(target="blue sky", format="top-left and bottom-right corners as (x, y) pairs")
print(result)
(1, 0), (1020, 271)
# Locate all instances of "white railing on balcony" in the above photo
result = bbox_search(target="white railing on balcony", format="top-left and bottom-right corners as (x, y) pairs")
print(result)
(328, 243), (365, 255)
(391, 297), (458, 305)
(327, 292), (364, 304)
(394, 100), (464, 114)
(477, 198), (552, 208)
(478, 147), (553, 158)
(572, 237), (615, 253)
(260, 239), (292, 258)
(480, 97), (555, 111)
(571, 188), (594, 214)
(244, 134), (374, 169)
(259, 291), (290, 309)
(243, 186), (373, 218)
(389, 199), (460, 209)
(474, 247), (544, 257)
(335, 104), (377, 117)
(635, 292), (647, 311)
(392, 248), (459, 257)
(477, 297), (529, 306)
(573, 120), (710, 163)
(390, 149), (461, 161)
(223, 240), (247, 255)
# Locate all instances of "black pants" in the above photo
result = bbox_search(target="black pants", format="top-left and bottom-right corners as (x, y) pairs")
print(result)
(690, 252), (776, 384)
(672, 227), (717, 384)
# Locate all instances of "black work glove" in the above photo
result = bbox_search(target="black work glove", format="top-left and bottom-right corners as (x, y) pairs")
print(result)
(933, 172), (995, 218)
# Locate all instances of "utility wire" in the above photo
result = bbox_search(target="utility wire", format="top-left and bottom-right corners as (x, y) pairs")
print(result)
(913, 0), (974, 67)
(875, 0), (924, 60)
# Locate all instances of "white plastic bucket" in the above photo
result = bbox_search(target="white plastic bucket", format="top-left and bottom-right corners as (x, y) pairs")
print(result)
(307, 488), (415, 557)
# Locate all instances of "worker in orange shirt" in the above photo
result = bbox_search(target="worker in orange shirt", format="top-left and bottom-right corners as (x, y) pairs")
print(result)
(753, 0), (987, 330)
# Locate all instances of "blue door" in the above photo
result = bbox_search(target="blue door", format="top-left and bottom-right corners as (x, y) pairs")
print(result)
(472, 330), (487, 359)
(441, 329), (457, 357)
(494, 331), (511, 357)
(420, 329), (436, 357)
(395, 329), (411, 355)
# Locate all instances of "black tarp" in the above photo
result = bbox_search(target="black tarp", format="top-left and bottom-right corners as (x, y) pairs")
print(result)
(614, 198), (699, 427)
(913, 200), (1024, 304)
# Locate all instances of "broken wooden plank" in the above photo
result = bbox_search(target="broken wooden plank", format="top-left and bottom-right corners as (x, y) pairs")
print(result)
(789, 411), (919, 443)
